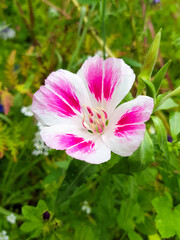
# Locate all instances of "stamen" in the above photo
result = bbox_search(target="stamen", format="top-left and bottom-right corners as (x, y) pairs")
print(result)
(82, 114), (86, 129)
(88, 114), (94, 124)
(81, 106), (108, 134)
(96, 107), (108, 119)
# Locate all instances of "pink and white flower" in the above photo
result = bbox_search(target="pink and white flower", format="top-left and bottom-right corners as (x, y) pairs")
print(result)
(32, 56), (154, 164)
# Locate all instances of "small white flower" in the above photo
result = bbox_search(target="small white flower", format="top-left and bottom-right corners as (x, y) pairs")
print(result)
(32, 131), (50, 156)
(81, 201), (91, 214)
(6, 213), (16, 224)
(0, 230), (9, 240)
(21, 105), (33, 117)
(0, 22), (16, 41)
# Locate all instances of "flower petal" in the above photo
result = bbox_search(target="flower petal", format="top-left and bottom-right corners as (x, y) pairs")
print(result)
(40, 124), (111, 164)
(45, 69), (91, 111)
(32, 69), (91, 126)
(103, 58), (135, 114)
(77, 56), (103, 103)
(77, 56), (135, 113)
(102, 96), (154, 156)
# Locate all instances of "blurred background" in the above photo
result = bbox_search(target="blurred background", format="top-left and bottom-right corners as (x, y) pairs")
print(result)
(0, 0), (180, 239)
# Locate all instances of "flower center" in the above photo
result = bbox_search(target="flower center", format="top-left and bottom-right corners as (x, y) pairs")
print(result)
(82, 106), (108, 134)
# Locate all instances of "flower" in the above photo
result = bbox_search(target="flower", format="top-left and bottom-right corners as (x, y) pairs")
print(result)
(0, 230), (9, 240)
(0, 22), (16, 40)
(20, 105), (33, 117)
(81, 201), (91, 214)
(32, 122), (50, 156)
(0, 105), (4, 113)
(32, 56), (154, 164)
(6, 213), (16, 224)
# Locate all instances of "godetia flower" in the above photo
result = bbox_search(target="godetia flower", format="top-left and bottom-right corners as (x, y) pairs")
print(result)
(32, 56), (154, 164)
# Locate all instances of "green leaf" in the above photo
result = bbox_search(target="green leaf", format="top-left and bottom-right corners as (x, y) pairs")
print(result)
(148, 234), (162, 240)
(154, 86), (180, 110)
(130, 130), (154, 165)
(151, 116), (169, 158)
(78, 0), (98, 3)
(109, 131), (154, 175)
(117, 200), (144, 231)
(128, 231), (143, 240)
(169, 112), (180, 139)
(140, 29), (161, 80)
(152, 60), (171, 94)
(55, 160), (99, 215)
(55, 160), (71, 170)
(0, 113), (11, 124)
(20, 220), (42, 233)
(122, 57), (142, 68)
(140, 77), (156, 101)
(137, 29), (161, 95)
(152, 192), (180, 238)
(136, 217), (156, 235)
(22, 205), (38, 221)
(154, 98), (178, 112)
(74, 224), (99, 240)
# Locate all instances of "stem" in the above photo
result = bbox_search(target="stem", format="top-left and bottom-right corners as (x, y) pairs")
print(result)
(101, 0), (106, 59)
(41, 0), (71, 19)
(0, 206), (25, 221)
(67, 4), (95, 70)
(71, 0), (115, 57)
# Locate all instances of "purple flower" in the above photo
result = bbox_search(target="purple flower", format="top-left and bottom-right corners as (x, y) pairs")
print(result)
(167, 135), (173, 143)
(0, 105), (4, 113)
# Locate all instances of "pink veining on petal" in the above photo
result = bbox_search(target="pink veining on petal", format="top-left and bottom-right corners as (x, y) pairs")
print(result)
(46, 74), (81, 112)
(83, 57), (103, 102)
(56, 134), (85, 149)
(34, 86), (76, 117)
(117, 105), (152, 126)
(67, 140), (95, 154)
(114, 124), (145, 138)
(103, 58), (121, 101)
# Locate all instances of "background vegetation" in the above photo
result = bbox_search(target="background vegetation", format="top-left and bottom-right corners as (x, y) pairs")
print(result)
(0, 0), (180, 239)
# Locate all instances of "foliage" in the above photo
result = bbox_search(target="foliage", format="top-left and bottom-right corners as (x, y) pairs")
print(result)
(0, 0), (180, 239)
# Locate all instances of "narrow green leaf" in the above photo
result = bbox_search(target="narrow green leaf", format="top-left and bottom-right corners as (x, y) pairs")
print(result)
(169, 112), (180, 139)
(0, 113), (11, 124)
(55, 50), (63, 69)
(78, 6), (86, 36)
(152, 60), (171, 94)
(151, 116), (169, 158)
(137, 29), (161, 95)
(140, 29), (161, 80)
(140, 77), (156, 101)
(154, 86), (180, 111)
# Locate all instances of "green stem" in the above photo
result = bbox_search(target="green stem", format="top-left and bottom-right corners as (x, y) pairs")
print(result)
(0, 206), (25, 221)
(67, 4), (96, 70)
(102, 0), (106, 59)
